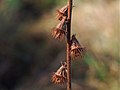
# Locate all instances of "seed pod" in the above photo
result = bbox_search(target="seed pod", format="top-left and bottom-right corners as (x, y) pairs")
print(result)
(51, 62), (67, 85)
(56, 5), (68, 21)
(52, 17), (67, 41)
(70, 34), (86, 59)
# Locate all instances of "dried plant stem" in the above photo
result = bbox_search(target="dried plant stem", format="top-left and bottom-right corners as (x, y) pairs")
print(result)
(66, 0), (73, 90)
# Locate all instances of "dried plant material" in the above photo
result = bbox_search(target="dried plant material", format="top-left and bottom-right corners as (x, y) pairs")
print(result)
(52, 17), (67, 40)
(56, 5), (68, 21)
(70, 34), (86, 59)
(51, 62), (67, 85)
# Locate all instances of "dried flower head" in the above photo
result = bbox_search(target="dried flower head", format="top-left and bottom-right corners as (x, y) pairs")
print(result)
(70, 34), (86, 59)
(56, 5), (68, 21)
(52, 17), (67, 40)
(51, 62), (67, 84)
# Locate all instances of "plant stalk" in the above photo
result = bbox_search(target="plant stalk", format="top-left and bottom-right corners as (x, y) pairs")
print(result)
(66, 0), (72, 90)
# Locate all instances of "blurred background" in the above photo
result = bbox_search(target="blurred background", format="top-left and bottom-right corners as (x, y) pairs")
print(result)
(0, 0), (119, 90)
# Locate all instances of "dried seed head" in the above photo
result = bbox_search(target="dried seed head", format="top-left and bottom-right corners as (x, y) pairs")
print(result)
(70, 34), (86, 59)
(52, 17), (67, 40)
(51, 62), (67, 85)
(56, 5), (68, 21)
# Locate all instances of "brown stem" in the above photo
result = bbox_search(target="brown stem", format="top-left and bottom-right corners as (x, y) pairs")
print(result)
(67, 0), (73, 90)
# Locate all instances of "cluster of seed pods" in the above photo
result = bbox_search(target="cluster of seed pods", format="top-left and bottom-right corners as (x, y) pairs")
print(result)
(51, 2), (86, 85)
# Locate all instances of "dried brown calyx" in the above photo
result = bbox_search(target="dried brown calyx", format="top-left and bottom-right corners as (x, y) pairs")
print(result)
(56, 5), (68, 21)
(51, 62), (67, 84)
(70, 34), (86, 59)
(52, 17), (67, 40)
